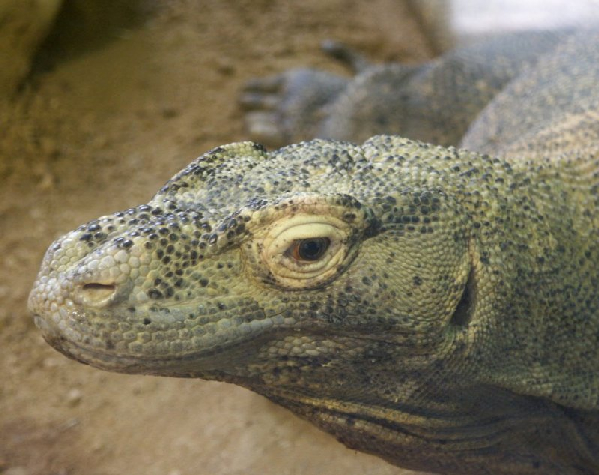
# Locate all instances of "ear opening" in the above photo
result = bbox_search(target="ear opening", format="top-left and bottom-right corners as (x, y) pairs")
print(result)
(449, 267), (476, 328)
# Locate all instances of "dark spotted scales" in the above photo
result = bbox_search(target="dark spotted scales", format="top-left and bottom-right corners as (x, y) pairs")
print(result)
(29, 30), (599, 474)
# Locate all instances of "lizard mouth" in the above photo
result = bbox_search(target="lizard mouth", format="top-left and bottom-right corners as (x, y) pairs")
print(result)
(30, 291), (285, 377)
(34, 310), (285, 379)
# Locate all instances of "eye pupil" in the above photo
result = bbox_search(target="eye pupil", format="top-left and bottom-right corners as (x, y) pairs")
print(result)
(294, 237), (331, 261)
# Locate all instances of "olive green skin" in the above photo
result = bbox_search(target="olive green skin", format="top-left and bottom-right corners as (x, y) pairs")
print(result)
(30, 30), (599, 474)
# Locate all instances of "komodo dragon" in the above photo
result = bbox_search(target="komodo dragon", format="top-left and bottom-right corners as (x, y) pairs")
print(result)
(29, 30), (599, 474)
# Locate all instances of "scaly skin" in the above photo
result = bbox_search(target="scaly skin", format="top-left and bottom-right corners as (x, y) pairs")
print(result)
(241, 30), (567, 148)
(29, 32), (599, 474)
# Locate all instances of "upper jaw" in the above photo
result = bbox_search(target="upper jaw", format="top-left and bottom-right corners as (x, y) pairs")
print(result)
(29, 285), (290, 377)
(34, 311), (285, 381)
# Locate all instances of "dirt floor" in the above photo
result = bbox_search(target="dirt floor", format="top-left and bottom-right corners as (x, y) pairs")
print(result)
(0, 1), (438, 474)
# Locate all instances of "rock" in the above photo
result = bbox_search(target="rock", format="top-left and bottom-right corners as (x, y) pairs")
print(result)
(0, 0), (63, 98)
(66, 388), (83, 406)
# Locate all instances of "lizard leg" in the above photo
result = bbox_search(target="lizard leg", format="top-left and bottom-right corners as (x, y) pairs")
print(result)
(323, 31), (570, 146)
(241, 31), (568, 149)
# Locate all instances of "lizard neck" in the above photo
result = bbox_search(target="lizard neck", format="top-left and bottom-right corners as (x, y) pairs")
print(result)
(448, 145), (599, 410)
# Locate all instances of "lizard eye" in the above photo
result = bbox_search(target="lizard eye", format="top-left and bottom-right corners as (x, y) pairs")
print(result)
(288, 237), (331, 262)
(257, 217), (351, 288)
(246, 195), (374, 290)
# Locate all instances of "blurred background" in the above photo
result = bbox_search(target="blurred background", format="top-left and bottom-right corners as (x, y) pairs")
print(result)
(1, 1), (598, 474)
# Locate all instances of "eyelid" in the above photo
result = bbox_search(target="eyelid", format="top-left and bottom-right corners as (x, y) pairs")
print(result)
(246, 196), (373, 289)
(270, 223), (339, 255)
(278, 223), (337, 241)
(257, 214), (352, 288)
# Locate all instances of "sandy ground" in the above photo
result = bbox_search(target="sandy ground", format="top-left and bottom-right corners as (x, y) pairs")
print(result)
(6, 2), (599, 474)
(0, 2), (437, 474)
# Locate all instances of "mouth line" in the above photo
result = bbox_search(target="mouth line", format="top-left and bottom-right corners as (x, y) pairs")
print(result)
(45, 331), (253, 376)
(35, 304), (287, 376)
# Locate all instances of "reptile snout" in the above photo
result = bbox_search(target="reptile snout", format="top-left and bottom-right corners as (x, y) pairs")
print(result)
(28, 225), (143, 334)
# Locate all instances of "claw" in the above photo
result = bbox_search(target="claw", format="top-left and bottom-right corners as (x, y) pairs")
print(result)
(320, 39), (372, 73)
(243, 74), (284, 93)
(239, 92), (280, 111)
(244, 111), (286, 146)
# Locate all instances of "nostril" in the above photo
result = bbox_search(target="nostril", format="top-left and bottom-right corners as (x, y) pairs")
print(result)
(79, 283), (117, 306)
(82, 283), (116, 291)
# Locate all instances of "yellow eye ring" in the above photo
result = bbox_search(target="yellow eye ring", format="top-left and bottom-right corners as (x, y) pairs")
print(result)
(256, 216), (349, 288)
(247, 196), (374, 289)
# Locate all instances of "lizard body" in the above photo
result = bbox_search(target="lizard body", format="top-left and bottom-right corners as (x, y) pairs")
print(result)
(29, 30), (599, 474)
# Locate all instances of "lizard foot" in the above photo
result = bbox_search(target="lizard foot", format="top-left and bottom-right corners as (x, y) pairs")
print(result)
(239, 41), (373, 147)
(240, 68), (348, 147)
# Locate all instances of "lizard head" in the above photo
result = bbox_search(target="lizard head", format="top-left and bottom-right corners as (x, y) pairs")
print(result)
(29, 137), (475, 391)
